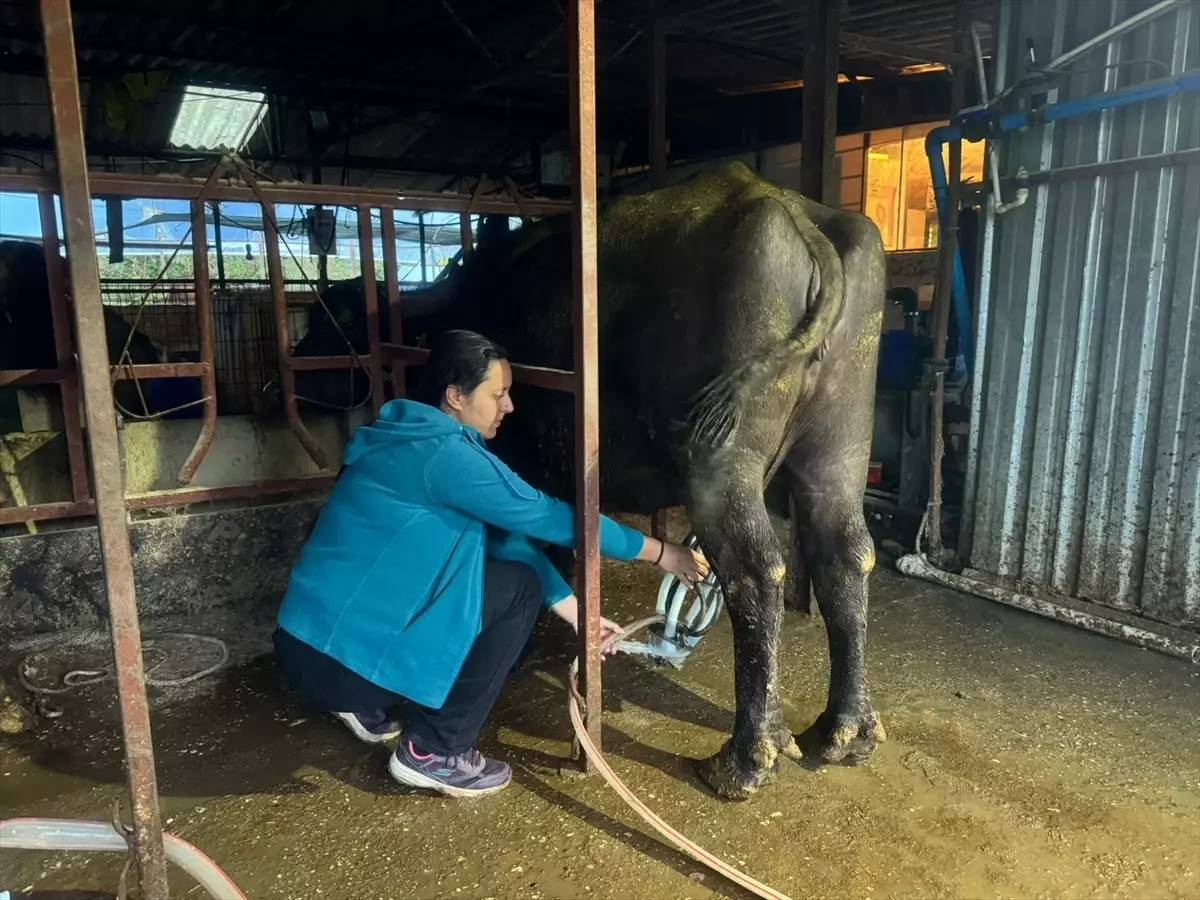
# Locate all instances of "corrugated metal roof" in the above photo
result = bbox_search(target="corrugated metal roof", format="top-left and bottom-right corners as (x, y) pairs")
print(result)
(673, 0), (994, 72)
(167, 86), (267, 151)
(0, 0), (983, 102)
(966, 0), (1200, 629)
(0, 69), (531, 189)
(0, 0), (986, 179)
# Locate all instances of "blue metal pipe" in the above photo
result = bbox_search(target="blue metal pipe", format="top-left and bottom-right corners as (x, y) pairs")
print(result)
(994, 70), (1200, 133)
(925, 126), (972, 375)
(925, 68), (1200, 376)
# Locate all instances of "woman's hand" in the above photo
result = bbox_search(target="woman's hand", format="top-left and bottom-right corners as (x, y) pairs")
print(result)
(641, 537), (710, 588)
(550, 597), (626, 659)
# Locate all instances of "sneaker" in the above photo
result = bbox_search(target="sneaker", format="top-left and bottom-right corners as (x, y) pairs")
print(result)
(388, 739), (512, 798)
(334, 711), (402, 744)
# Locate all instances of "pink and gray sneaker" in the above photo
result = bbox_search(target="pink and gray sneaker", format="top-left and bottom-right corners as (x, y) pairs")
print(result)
(388, 739), (512, 798)
(334, 710), (402, 744)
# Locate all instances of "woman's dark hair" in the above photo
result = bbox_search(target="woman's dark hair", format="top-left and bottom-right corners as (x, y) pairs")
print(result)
(414, 329), (508, 408)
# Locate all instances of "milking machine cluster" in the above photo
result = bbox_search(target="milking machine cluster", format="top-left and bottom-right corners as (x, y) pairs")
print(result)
(614, 533), (725, 668)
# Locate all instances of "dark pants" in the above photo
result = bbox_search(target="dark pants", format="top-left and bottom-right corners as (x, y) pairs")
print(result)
(274, 560), (542, 756)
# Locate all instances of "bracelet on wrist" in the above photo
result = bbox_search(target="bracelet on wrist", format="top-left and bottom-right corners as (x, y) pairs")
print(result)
(654, 539), (666, 565)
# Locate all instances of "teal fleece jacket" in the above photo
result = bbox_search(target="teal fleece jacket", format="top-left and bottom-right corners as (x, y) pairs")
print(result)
(277, 399), (644, 708)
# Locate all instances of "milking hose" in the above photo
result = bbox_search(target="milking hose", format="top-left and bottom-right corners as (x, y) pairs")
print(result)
(569, 615), (793, 900)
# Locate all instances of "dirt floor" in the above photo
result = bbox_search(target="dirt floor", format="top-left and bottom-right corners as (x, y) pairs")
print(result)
(2, 541), (1199, 900)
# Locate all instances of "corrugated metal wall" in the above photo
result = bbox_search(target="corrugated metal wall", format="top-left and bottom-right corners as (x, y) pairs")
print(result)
(966, 0), (1200, 630)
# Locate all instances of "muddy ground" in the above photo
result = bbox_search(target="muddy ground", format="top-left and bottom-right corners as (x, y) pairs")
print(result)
(2, 539), (1198, 900)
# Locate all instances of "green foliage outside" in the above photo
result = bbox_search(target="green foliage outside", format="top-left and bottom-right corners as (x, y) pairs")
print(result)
(96, 252), (378, 284)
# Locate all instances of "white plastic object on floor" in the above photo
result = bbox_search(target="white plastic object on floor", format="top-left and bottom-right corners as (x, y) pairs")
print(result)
(0, 818), (246, 900)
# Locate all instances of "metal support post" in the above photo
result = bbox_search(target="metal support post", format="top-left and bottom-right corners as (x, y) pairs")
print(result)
(459, 212), (474, 258)
(39, 0), (170, 895)
(648, 16), (668, 541)
(379, 210), (405, 397)
(418, 212), (428, 283)
(802, 0), (840, 203)
(924, 0), (968, 561)
(177, 197), (218, 484)
(211, 201), (226, 289)
(38, 191), (89, 502)
(356, 207), (386, 417)
(649, 18), (667, 189)
(568, 0), (602, 770)
(262, 200), (331, 469)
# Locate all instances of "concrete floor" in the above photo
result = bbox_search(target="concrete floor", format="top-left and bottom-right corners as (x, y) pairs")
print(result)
(2, 556), (1198, 900)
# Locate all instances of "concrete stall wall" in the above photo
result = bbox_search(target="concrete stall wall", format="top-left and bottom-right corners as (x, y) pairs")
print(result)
(0, 410), (363, 635)
(0, 499), (322, 637)
(966, 0), (1200, 629)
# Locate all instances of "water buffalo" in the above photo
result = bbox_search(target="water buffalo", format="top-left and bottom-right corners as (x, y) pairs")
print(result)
(0, 240), (201, 420)
(296, 161), (887, 798)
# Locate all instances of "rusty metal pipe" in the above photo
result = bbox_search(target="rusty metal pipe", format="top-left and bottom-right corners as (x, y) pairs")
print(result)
(6, 362), (209, 384)
(568, 0), (603, 770)
(0, 499), (94, 526)
(381, 344), (577, 393)
(125, 476), (334, 509)
(285, 356), (361, 371)
(379, 211), (405, 398)
(110, 362), (209, 381)
(646, 17), (667, 536)
(0, 367), (74, 386)
(177, 198), (218, 484)
(37, 191), (90, 502)
(261, 200), (330, 470)
(0, 476), (337, 526)
(0, 171), (571, 217)
(459, 212), (474, 259)
(355, 207), (386, 418)
(650, 510), (669, 541)
(38, 0), (169, 895)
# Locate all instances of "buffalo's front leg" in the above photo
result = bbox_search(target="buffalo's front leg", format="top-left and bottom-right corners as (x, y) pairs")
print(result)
(694, 479), (798, 799)
(797, 478), (885, 763)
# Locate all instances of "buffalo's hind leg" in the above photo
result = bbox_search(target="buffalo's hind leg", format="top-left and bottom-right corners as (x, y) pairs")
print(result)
(783, 492), (816, 618)
(790, 466), (885, 764)
(693, 476), (799, 800)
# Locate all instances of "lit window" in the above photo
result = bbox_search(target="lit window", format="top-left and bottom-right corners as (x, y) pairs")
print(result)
(168, 86), (268, 151)
(863, 123), (985, 251)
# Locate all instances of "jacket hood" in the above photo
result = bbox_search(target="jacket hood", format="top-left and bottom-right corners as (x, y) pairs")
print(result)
(343, 399), (478, 465)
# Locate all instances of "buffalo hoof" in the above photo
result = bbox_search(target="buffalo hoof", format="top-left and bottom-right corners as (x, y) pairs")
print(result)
(799, 706), (885, 765)
(696, 739), (780, 800)
(778, 733), (803, 762)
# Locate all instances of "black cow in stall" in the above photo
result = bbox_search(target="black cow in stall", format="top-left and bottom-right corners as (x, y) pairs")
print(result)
(292, 162), (887, 799)
(0, 240), (202, 421)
